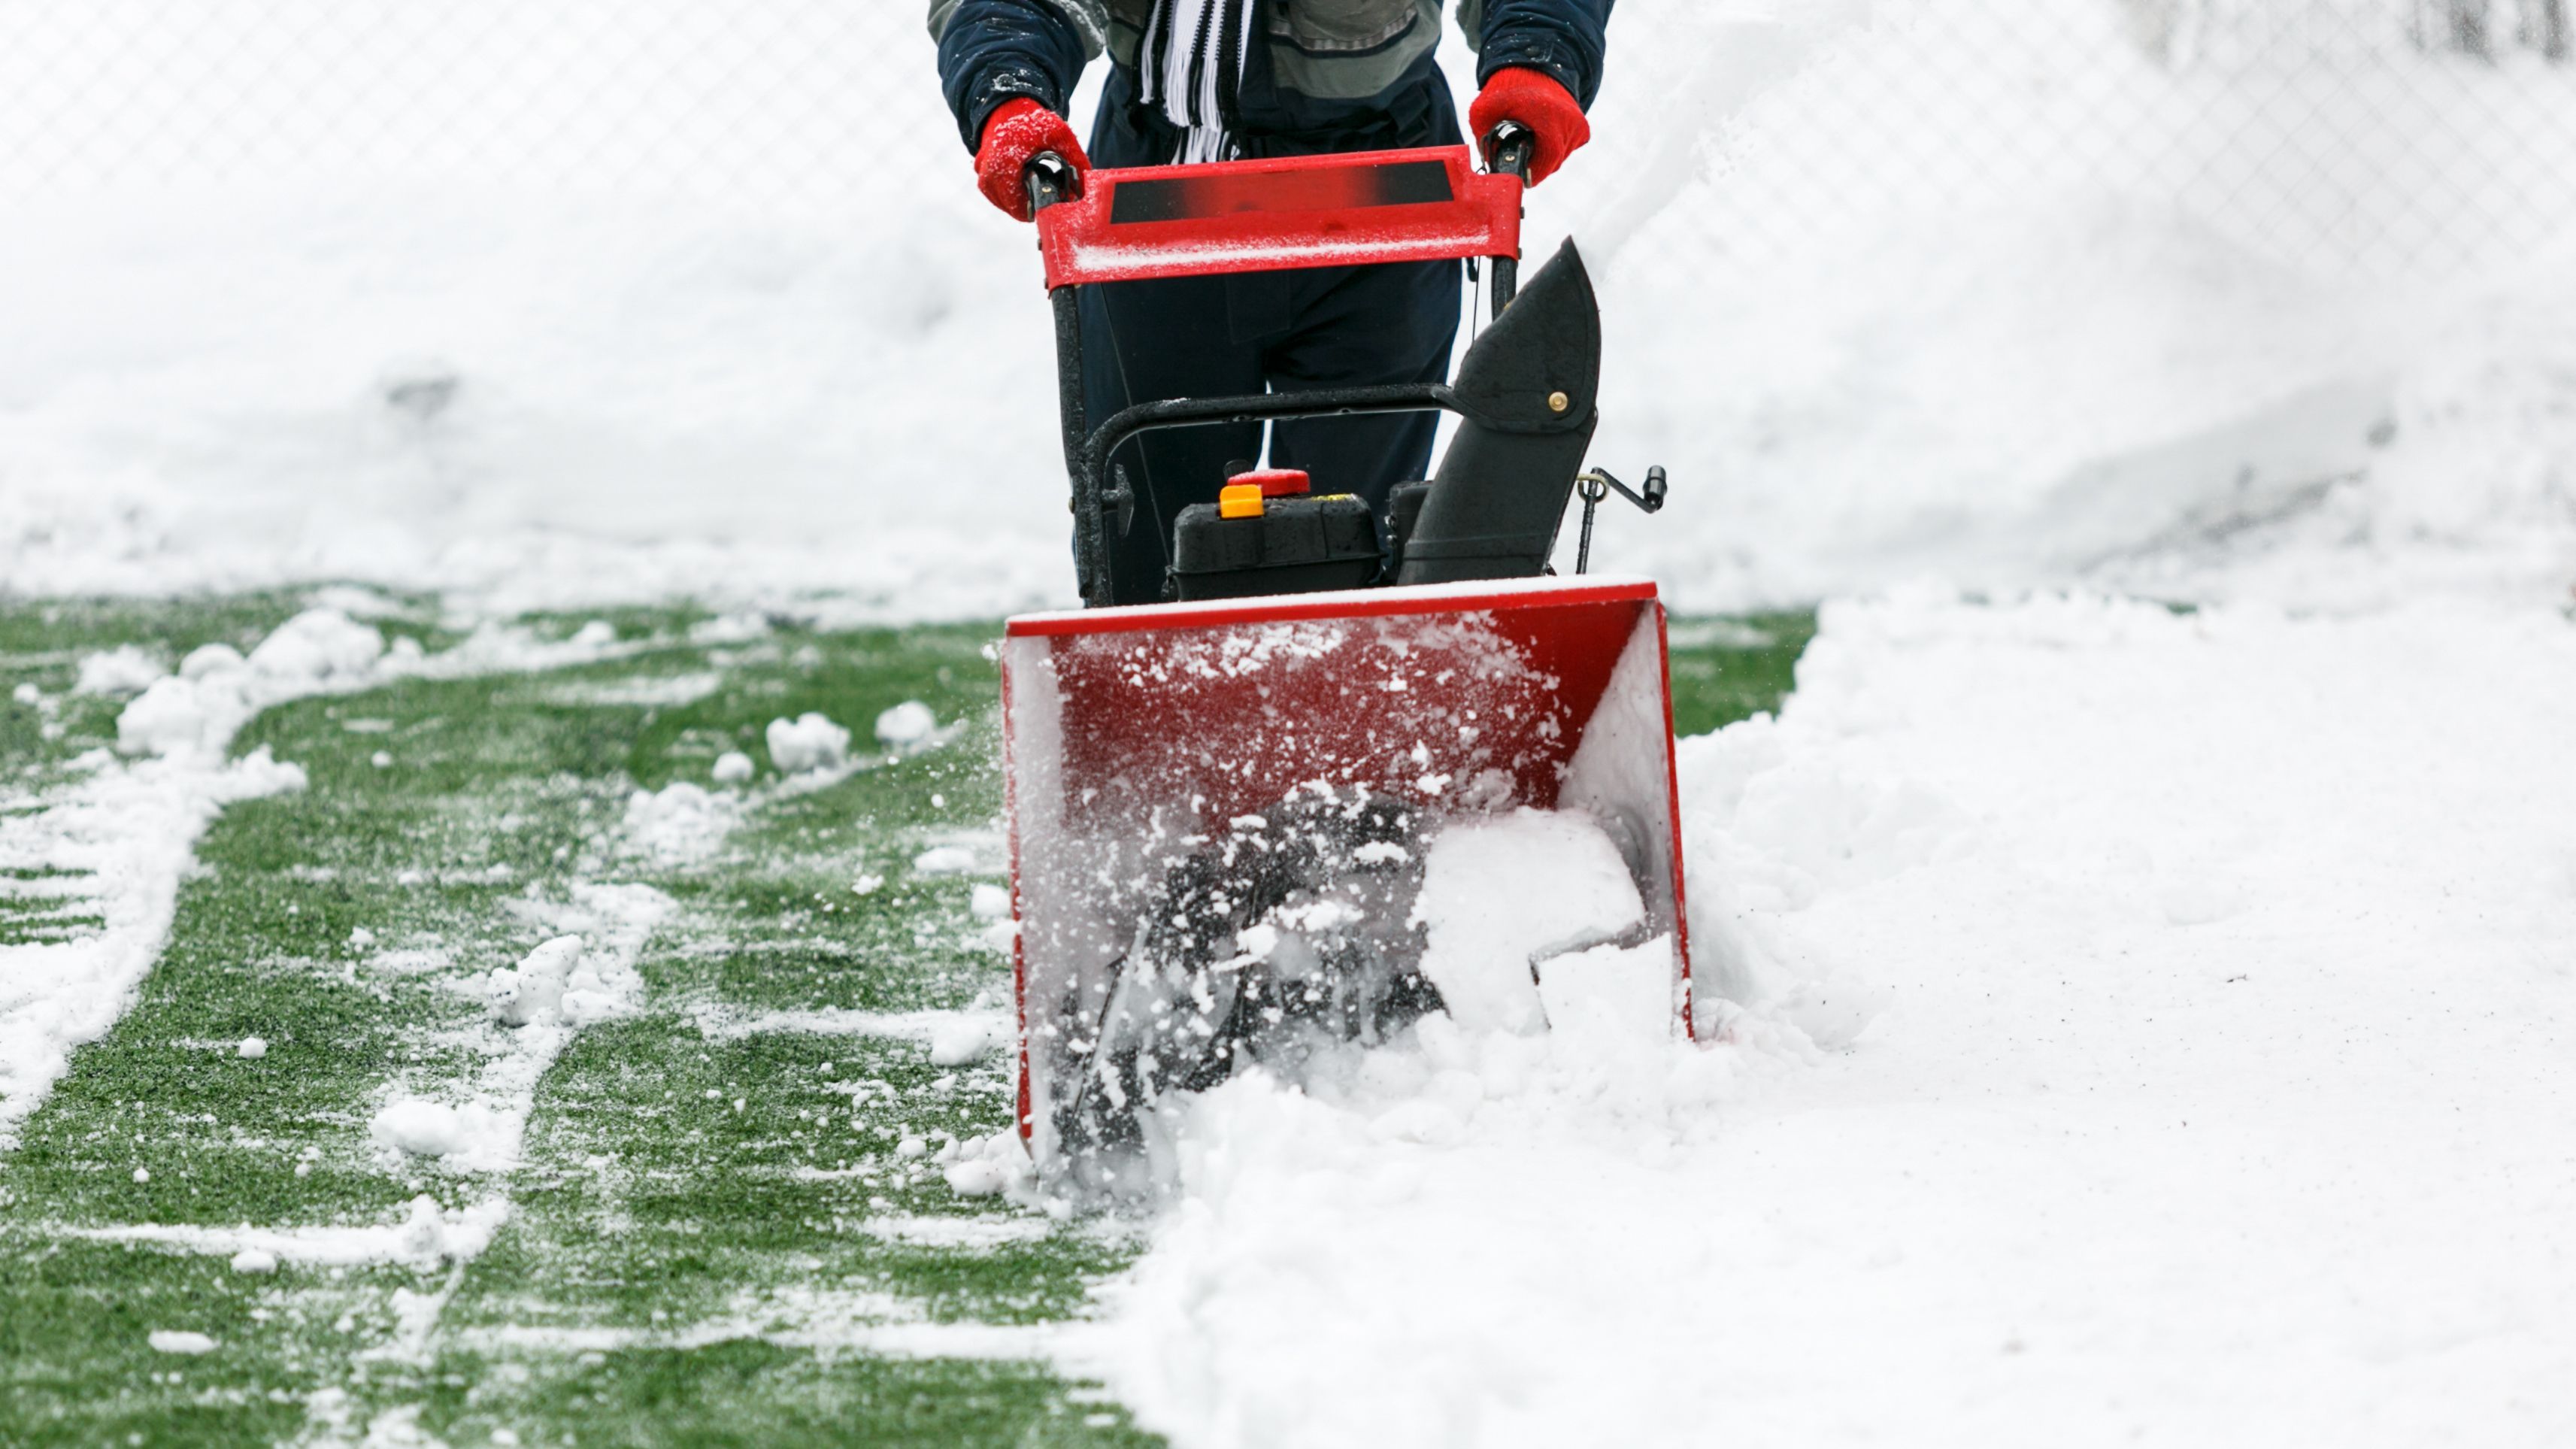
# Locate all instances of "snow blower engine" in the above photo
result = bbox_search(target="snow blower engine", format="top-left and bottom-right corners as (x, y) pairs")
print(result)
(1002, 130), (1693, 1202)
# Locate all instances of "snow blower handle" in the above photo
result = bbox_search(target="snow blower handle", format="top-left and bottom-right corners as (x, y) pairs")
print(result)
(1023, 151), (1080, 216)
(1483, 123), (1536, 313)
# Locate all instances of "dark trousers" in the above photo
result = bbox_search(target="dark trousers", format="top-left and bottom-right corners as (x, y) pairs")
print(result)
(1075, 76), (1465, 605)
(1077, 260), (1462, 604)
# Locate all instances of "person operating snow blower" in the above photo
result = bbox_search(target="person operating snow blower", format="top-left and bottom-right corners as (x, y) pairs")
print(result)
(931, 0), (1611, 605)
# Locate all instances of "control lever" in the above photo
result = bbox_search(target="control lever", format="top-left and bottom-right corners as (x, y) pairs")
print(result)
(1572, 466), (1668, 574)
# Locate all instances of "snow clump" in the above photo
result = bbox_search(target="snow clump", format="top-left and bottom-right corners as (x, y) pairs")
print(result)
(874, 701), (939, 750)
(969, 884), (1012, 920)
(370, 1099), (470, 1157)
(74, 644), (165, 698)
(911, 845), (978, 876)
(229, 1247), (279, 1275)
(147, 1331), (217, 1355)
(941, 1130), (1035, 1199)
(711, 750), (756, 784)
(236, 1036), (268, 1059)
(765, 713), (850, 774)
(486, 935), (596, 1027)
(929, 1014), (1004, 1067)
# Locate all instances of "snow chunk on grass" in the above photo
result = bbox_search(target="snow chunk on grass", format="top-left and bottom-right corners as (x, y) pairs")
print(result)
(371, 1099), (470, 1157)
(711, 750), (756, 784)
(74, 644), (164, 698)
(229, 1248), (278, 1275)
(874, 700), (938, 750)
(911, 845), (978, 876)
(766, 712), (850, 774)
(147, 1330), (217, 1355)
(236, 1036), (267, 1059)
(487, 935), (586, 1028)
(929, 1016), (1002, 1066)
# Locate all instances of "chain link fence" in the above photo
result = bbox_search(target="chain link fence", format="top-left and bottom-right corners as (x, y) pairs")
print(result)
(2, 1), (2570, 276)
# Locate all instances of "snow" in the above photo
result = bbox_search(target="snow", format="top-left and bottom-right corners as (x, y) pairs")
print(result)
(765, 713), (851, 775)
(2, 9), (2569, 617)
(618, 781), (742, 867)
(0, 610), (315, 1144)
(910, 845), (980, 877)
(73, 644), (164, 698)
(1083, 590), (2576, 1445)
(369, 1098), (484, 1159)
(147, 1331), (218, 1355)
(927, 1015), (1003, 1068)
(1410, 809), (1649, 1035)
(485, 935), (586, 1029)
(77, 1196), (514, 1269)
(874, 700), (939, 749)
(236, 1036), (268, 1059)
(6, 2), (2576, 1440)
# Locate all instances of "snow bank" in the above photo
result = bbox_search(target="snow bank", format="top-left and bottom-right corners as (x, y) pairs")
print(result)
(1087, 591), (2576, 1446)
(5, 5), (2570, 615)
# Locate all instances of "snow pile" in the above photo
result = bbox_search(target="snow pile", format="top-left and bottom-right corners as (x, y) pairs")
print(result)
(115, 608), (386, 759)
(147, 1331), (218, 1356)
(765, 713), (850, 775)
(1089, 590), (2576, 1445)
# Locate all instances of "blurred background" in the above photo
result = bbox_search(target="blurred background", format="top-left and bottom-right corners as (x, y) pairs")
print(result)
(4, 0), (2572, 613)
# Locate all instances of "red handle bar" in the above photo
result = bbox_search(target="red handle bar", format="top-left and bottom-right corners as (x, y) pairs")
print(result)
(1035, 144), (1523, 289)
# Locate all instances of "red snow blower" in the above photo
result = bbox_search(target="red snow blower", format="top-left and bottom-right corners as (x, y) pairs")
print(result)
(1001, 131), (1691, 1198)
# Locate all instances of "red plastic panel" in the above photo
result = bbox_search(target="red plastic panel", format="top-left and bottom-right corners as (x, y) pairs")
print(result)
(1038, 146), (1523, 288)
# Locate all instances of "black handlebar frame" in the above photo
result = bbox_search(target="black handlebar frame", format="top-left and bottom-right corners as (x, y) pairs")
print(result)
(1026, 138), (1529, 609)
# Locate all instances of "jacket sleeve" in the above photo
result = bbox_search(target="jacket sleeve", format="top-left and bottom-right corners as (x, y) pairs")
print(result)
(1456, 0), (1613, 108)
(929, 0), (1107, 151)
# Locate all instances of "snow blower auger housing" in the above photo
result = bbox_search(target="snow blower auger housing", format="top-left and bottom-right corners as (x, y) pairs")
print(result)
(1004, 135), (1691, 1198)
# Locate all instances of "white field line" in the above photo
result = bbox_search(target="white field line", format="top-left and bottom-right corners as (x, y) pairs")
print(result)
(450, 1284), (1074, 1363)
(54, 1196), (512, 1268)
(0, 750), (307, 1146)
(689, 1003), (1010, 1044)
(0, 608), (653, 1147)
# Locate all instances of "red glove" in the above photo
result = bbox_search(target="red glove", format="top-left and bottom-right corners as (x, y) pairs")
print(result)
(1468, 67), (1590, 186)
(975, 98), (1089, 222)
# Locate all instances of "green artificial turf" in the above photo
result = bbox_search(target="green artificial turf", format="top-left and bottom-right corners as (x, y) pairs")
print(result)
(0, 592), (1811, 1447)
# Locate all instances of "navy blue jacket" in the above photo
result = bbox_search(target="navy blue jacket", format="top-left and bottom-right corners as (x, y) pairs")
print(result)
(929, 0), (1611, 156)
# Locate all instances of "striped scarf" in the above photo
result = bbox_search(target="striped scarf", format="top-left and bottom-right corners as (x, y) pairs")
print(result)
(1138, 0), (1258, 165)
